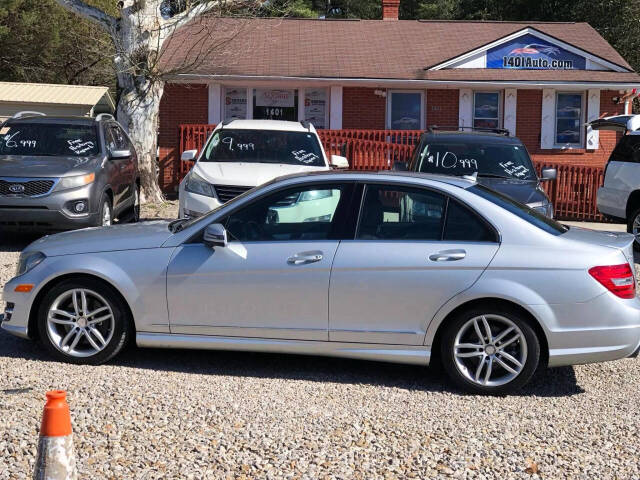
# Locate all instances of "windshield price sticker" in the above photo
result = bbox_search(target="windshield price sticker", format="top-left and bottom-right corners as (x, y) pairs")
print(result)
(499, 161), (529, 178)
(292, 149), (319, 164)
(67, 138), (95, 155)
(425, 150), (478, 170)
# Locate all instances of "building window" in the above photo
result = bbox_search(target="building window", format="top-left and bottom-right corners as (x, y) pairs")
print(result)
(555, 92), (584, 146)
(223, 87), (248, 122)
(387, 91), (424, 130)
(303, 88), (328, 129)
(253, 89), (298, 121)
(473, 91), (501, 129)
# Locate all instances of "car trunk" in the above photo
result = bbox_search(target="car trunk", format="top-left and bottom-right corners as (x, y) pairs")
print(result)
(563, 226), (636, 265)
(588, 114), (640, 133)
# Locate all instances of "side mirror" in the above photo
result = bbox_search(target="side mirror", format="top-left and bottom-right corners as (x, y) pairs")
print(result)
(393, 161), (408, 171)
(330, 154), (349, 169)
(110, 149), (131, 160)
(181, 149), (197, 162)
(541, 167), (557, 181)
(203, 223), (227, 248)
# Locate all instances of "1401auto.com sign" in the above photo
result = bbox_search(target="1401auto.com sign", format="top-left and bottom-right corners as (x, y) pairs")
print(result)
(487, 34), (586, 70)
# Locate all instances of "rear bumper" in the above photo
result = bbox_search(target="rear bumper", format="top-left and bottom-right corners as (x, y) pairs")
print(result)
(529, 293), (640, 367)
(597, 186), (628, 220)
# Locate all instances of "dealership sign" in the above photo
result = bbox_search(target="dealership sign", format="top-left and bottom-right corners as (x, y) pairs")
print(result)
(487, 34), (586, 70)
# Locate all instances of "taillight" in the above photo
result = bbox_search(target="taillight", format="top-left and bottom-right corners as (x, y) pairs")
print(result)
(588, 264), (636, 299)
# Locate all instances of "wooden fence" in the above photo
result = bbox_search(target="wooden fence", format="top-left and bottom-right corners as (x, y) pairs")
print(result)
(178, 124), (608, 221)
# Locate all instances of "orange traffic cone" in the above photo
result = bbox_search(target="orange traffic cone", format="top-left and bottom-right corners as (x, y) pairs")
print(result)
(33, 390), (77, 480)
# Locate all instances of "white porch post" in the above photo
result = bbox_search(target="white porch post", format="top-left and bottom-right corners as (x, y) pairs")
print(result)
(208, 84), (221, 124)
(458, 89), (473, 128)
(330, 86), (343, 130)
(297, 87), (306, 122)
(541, 89), (556, 149)
(504, 88), (517, 136)
(246, 87), (253, 119)
(586, 89), (601, 149)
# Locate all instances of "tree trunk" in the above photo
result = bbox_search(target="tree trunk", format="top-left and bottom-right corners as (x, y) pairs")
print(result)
(116, 79), (165, 204)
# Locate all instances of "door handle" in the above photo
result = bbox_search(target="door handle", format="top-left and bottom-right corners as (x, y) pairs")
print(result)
(429, 249), (466, 262)
(287, 251), (323, 265)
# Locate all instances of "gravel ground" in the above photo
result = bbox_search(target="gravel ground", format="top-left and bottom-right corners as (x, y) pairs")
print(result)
(1, 215), (639, 479)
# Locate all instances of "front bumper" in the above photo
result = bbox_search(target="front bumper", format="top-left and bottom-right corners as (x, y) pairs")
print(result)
(0, 183), (99, 231)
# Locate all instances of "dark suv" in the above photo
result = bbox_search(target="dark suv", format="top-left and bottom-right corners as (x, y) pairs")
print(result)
(0, 112), (139, 231)
(405, 127), (556, 217)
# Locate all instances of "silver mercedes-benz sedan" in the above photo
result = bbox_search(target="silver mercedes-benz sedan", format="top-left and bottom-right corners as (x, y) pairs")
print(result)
(2, 171), (640, 394)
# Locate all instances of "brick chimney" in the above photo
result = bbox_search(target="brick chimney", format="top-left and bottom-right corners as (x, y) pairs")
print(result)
(382, 0), (400, 20)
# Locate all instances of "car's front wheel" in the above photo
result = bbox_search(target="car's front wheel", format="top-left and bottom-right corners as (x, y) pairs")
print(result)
(440, 306), (540, 395)
(37, 278), (131, 365)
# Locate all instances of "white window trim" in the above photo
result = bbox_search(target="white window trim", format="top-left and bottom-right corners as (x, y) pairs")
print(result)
(472, 91), (502, 130)
(386, 90), (425, 130)
(554, 91), (585, 149)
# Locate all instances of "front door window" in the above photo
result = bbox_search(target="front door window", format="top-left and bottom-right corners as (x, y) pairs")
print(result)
(253, 89), (298, 121)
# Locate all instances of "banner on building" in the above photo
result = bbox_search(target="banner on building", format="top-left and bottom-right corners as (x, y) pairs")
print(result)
(487, 34), (586, 70)
(224, 88), (247, 121)
(304, 89), (327, 129)
(255, 89), (296, 108)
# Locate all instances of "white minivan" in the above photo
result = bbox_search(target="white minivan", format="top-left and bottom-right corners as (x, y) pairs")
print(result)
(592, 115), (640, 246)
(178, 120), (348, 218)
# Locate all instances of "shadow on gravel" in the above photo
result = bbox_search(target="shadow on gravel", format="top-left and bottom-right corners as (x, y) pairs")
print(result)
(0, 331), (583, 398)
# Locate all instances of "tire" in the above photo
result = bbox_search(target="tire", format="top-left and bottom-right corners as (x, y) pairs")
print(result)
(440, 306), (540, 395)
(36, 278), (131, 365)
(131, 183), (140, 223)
(95, 194), (112, 227)
(626, 206), (640, 251)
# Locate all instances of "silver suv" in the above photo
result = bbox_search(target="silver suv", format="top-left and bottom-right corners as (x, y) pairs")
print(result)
(0, 112), (139, 231)
(593, 115), (640, 246)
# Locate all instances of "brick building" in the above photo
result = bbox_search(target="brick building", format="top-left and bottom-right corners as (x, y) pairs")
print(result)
(157, 1), (640, 192)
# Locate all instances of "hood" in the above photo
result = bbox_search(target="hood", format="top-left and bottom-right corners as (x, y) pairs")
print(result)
(25, 221), (173, 257)
(0, 155), (101, 178)
(477, 177), (549, 205)
(194, 161), (328, 186)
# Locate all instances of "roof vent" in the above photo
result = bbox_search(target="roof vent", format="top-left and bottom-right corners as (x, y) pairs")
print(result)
(382, 0), (399, 20)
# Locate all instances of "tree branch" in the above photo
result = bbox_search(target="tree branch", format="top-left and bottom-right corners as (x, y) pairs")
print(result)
(165, 1), (222, 31)
(53, 0), (116, 32)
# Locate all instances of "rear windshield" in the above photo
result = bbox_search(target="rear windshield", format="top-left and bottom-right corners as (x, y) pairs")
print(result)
(0, 123), (99, 156)
(412, 141), (536, 180)
(470, 184), (568, 235)
(201, 129), (325, 167)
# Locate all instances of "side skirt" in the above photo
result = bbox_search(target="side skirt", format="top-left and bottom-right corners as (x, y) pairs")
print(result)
(136, 332), (431, 366)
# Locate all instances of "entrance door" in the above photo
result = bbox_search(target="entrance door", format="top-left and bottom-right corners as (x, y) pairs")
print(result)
(166, 182), (354, 340)
(253, 89), (298, 121)
(329, 183), (499, 345)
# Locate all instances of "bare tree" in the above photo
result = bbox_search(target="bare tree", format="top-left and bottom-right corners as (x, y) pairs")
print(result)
(53, 0), (260, 202)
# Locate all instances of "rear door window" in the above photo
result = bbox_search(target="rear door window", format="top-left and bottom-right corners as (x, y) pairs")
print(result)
(444, 200), (497, 242)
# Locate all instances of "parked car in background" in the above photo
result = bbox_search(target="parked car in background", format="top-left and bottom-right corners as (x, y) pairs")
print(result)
(3, 171), (639, 395)
(592, 115), (640, 247)
(404, 127), (557, 217)
(178, 119), (349, 219)
(0, 112), (139, 231)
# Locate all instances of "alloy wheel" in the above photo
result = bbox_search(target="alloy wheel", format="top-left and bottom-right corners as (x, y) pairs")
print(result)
(46, 288), (115, 358)
(453, 314), (527, 387)
(102, 201), (112, 226)
(632, 213), (640, 246)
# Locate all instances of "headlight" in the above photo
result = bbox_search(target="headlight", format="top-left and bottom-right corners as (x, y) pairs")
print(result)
(299, 189), (333, 202)
(15, 251), (46, 276)
(530, 203), (554, 218)
(56, 173), (95, 191)
(184, 171), (216, 198)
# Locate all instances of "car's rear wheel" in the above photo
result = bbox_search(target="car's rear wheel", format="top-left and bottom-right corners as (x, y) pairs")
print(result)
(440, 306), (540, 395)
(95, 194), (112, 227)
(37, 278), (131, 365)
(626, 206), (640, 251)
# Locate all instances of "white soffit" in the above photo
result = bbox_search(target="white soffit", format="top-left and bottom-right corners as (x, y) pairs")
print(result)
(430, 27), (628, 73)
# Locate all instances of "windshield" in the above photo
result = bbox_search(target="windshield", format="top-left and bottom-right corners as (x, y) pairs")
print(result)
(470, 184), (567, 235)
(201, 129), (325, 167)
(0, 123), (99, 156)
(413, 141), (536, 180)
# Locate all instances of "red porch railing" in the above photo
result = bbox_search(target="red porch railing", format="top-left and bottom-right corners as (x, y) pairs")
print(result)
(177, 124), (608, 221)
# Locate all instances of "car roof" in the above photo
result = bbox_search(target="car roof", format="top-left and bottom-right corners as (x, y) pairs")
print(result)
(271, 169), (476, 189)
(220, 119), (314, 133)
(421, 131), (523, 145)
(4, 115), (99, 126)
